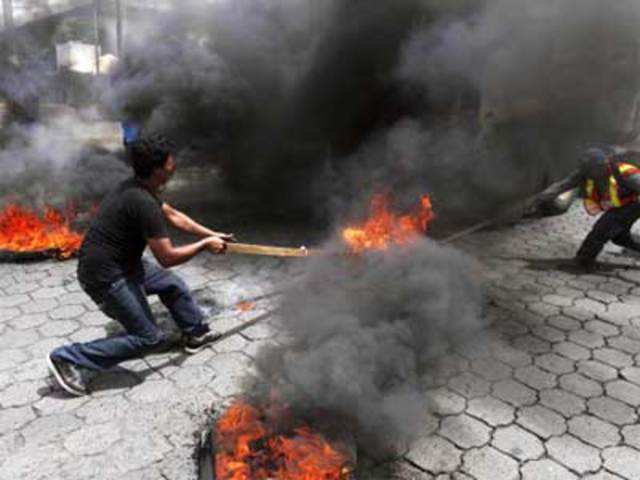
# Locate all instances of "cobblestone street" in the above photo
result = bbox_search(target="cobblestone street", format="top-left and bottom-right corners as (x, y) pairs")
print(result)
(2, 205), (640, 479)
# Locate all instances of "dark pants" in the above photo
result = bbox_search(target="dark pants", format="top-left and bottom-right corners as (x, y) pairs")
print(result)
(576, 203), (640, 262)
(51, 259), (209, 371)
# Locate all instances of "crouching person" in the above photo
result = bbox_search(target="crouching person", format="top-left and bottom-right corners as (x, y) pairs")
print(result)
(47, 134), (233, 396)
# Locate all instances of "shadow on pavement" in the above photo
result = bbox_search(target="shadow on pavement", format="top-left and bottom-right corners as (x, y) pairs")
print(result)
(494, 256), (637, 275)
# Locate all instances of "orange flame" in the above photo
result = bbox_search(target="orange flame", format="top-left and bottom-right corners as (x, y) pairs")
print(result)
(215, 400), (353, 480)
(0, 204), (84, 259)
(342, 194), (434, 253)
(236, 301), (255, 312)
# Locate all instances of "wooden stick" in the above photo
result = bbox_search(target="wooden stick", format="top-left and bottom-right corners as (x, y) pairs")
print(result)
(226, 242), (319, 258)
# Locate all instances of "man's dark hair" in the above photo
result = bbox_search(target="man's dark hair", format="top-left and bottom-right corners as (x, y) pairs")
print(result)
(128, 134), (176, 179)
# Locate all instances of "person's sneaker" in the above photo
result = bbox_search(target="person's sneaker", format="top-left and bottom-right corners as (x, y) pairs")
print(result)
(46, 354), (87, 396)
(183, 330), (222, 354)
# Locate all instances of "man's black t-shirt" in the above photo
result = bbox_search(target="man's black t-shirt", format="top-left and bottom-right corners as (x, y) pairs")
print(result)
(78, 178), (168, 292)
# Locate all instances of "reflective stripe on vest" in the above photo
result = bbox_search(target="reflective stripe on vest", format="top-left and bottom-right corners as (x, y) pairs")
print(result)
(583, 163), (640, 215)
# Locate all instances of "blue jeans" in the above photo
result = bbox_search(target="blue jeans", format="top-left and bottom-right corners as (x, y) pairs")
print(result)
(51, 259), (209, 371)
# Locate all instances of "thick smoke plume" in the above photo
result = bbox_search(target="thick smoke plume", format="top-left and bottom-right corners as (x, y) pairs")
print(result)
(250, 238), (485, 456)
(101, 0), (640, 222)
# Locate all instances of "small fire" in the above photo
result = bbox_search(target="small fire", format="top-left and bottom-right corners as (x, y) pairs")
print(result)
(0, 203), (84, 259)
(342, 194), (435, 253)
(215, 399), (353, 480)
(236, 301), (255, 312)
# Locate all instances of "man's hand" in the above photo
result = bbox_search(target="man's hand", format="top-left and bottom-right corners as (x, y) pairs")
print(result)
(205, 236), (227, 254)
(216, 232), (236, 242)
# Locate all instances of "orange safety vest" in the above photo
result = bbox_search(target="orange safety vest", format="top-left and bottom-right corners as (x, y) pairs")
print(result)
(584, 162), (640, 215)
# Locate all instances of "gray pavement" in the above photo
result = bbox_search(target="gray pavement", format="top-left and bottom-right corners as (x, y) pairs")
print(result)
(1, 204), (640, 479)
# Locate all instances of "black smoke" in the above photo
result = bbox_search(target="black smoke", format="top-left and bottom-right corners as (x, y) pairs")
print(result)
(249, 237), (485, 457)
(103, 0), (640, 223)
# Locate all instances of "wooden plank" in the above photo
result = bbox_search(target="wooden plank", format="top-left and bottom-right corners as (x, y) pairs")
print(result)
(225, 242), (319, 258)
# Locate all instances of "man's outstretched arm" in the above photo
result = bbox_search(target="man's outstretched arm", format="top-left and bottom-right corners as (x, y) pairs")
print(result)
(161, 203), (235, 240)
(147, 236), (226, 268)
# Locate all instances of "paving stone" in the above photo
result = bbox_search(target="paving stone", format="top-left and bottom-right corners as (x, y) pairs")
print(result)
(535, 353), (575, 375)
(521, 459), (578, 480)
(542, 294), (574, 308)
(569, 330), (606, 349)
(492, 379), (537, 406)
(608, 335), (640, 355)
(461, 446), (518, 480)
(67, 326), (108, 343)
(585, 320), (620, 337)
(0, 307), (21, 322)
(546, 434), (602, 474)
(605, 380), (640, 406)
(516, 405), (567, 439)
(593, 348), (633, 368)
(9, 313), (49, 330)
(38, 319), (79, 337)
(548, 315), (582, 332)
(619, 366), (640, 386)
(427, 388), (466, 416)
(622, 424), (640, 449)
(448, 372), (490, 398)
(492, 345), (532, 368)
(21, 413), (84, 447)
(467, 396), (515, 426)
(559, 373), (604, 398)
(31, 286), (68, 299)
(577, 360), (619, 382)
(49, 304), (86, 320)
(213, 334), (250, 354)
(602, 446), (640, 479)
(21, 298), (58, 314)
(80, 310), (110, 326)
(470, 357), (512, 381)
(540, 388), (586, 417)
(0, 405), (37, 433)
(582, 472), (625, 480)
(0, 328), (40, 350)
(568, 415), (621, 448)
(602, 303), (639, 326)
(0, 380), (42, 407)
(126, 379), (178, 404)
(553, 341), (592, 361)
(512, 334), (552, 354)
(168, 365), (216, 389)
(515, 365), (558, 390)
(0, 294), (30, 308)
(406, 435), (462, 474)
(492, 425), (544, 461)
(1, 443), (73, 480)
(532, 325), (566, 343)
(587, 397), (638, 425)
(103, 433), (171, 474)
(439, 414), (491, 449)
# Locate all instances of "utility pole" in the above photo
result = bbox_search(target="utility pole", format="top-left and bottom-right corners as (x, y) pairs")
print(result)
(2, 0), (13, 30)
(2, 0), (14, 53)
(94, 0), (102, 75)
(116, 0), (123, 58)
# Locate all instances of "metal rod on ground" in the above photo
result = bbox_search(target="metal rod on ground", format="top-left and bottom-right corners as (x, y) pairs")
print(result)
(442, 193), (541, 245)
(215, 309), (279, 342)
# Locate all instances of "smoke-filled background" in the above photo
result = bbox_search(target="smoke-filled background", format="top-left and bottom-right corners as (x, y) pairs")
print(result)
(98, 0), (640, 224)
(1, 0), (640, 459)
(2, 0), (640, 222)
